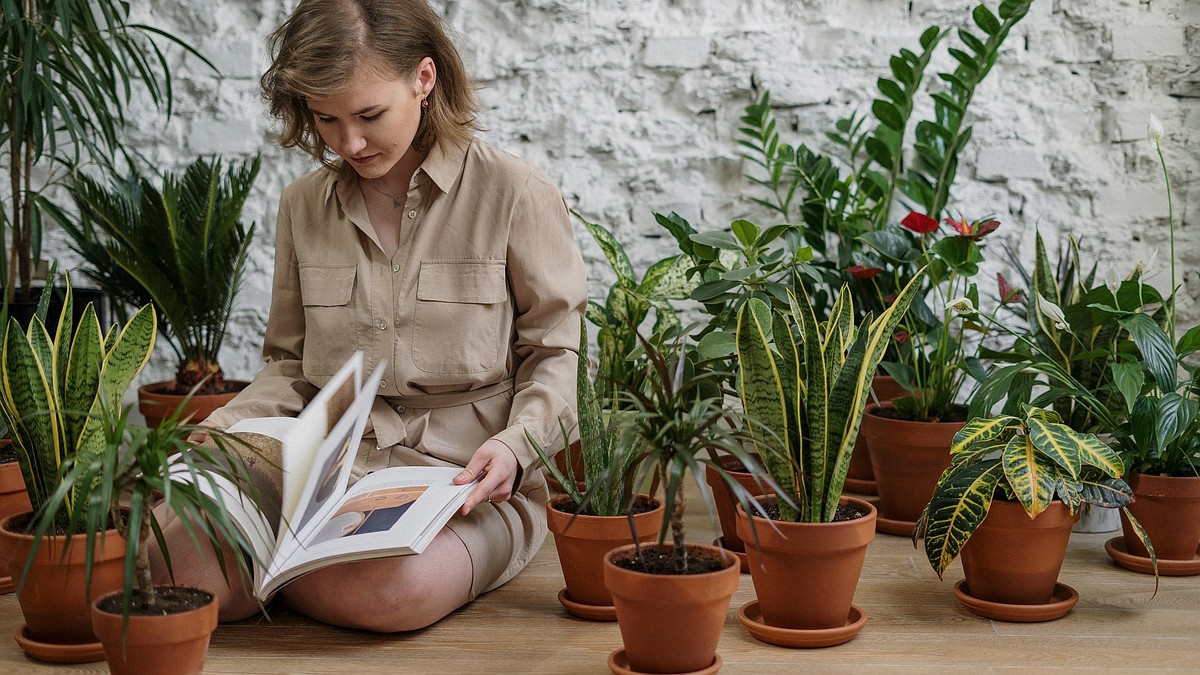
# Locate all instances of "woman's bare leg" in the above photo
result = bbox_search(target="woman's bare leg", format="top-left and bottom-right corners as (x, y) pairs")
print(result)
(279, 528), (473, 633)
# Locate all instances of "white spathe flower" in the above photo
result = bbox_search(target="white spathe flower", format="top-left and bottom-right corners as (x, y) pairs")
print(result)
(945, 297), (976, 315)
(1148, 113), (1164, 145)
(1037, 293), (1071, 332)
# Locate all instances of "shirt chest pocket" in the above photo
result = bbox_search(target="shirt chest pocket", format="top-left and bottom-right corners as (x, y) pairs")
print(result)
(299, 264), (358, 374)
(413, 261), (508, 374)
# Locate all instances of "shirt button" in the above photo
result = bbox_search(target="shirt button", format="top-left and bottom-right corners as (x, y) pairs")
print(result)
(407, 210), (417, 219)
(413, 175), (421, 185)
(379, 380), (387, 389)
(392, 264), (400, 272)
(394, 404), (406, 413)
(378, 320), (387, 330)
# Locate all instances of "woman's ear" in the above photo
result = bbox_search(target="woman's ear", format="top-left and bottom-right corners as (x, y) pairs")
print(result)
(416, 56), (437, 98)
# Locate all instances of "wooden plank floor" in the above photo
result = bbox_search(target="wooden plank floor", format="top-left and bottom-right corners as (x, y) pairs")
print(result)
(0, 482), (1196, 674)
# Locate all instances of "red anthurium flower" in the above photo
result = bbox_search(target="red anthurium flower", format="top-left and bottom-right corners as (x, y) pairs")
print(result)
(901, 211), (939, 234)
(882, 293), (898, 305)
(946, 217), (1001, 241)
(846, 265), (883, 279)
(997, 272), (1023, 304)
(893, 330), (910, 345)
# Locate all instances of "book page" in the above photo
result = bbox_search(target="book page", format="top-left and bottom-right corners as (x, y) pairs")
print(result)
(259, 467), (475, 599)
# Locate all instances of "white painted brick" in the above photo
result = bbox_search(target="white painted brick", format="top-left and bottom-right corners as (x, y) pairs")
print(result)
(1093, 184), (1172, 220)
(644, 37), (711, 69)
(203, 39), (259, 80)
(187, 118), (260, 155)
(976, 147), (1046, 182)
(1111, 25), (1187, 60)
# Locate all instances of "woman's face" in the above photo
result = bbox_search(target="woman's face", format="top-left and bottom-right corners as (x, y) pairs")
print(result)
(307, 57), (435, 180)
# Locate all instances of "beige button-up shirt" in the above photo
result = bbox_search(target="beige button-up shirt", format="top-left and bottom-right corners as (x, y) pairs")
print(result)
(208, 138), (586, 478)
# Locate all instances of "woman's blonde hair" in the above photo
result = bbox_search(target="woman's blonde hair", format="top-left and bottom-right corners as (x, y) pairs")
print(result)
(261, 0), (481, 164)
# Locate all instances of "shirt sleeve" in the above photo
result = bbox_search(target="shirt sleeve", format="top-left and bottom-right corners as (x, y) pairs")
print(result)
(204, 191), (316, 429)
(488, 170), (586, 472)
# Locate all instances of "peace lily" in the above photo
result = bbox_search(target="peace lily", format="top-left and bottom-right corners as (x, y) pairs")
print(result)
(1148, 113), (1164, 145)
(1036, 292), (1070, 332)
(945, 297), (976, 315)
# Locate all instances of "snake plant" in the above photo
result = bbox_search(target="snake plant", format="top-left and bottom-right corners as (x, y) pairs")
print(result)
(916, 405), (1155, 578)
(0, 276), (156, 528)
(735, 267), (927, 522)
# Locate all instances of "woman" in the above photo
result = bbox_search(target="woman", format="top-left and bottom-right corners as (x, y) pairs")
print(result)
(155, 0), (585, 632)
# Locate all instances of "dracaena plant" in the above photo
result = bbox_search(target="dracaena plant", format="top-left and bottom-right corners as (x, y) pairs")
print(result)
(915, 405), (1155, 579)
(735, 267), (926, 522)
(47, 155), (260, 395)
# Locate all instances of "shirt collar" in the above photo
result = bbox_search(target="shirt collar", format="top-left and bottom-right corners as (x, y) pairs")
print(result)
(320, 137), (471, 207)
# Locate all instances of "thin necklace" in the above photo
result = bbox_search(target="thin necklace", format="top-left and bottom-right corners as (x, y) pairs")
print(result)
(368, 178), (403, 209)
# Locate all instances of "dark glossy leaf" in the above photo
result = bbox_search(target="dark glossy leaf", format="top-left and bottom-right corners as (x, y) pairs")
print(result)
(1155, 393), (1198, 452)
(1120, 313), (1178, 394)
(872, 100), (904, 131)
(973, 5), (1002, 35)
(1111, 362), (1145, 414)
(859, 230), (921, 264)
(877, 78), (907, 105)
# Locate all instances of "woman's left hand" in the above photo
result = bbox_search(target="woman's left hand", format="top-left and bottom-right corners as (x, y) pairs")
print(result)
(454, 439), (520, 515)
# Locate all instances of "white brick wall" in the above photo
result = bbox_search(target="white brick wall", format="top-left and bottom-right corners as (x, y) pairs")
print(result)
(33, 0), (1199, 385)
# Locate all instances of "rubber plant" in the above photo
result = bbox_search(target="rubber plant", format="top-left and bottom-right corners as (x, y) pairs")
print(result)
(914, 404), (1156, 578)
(47, 155), (260, 396)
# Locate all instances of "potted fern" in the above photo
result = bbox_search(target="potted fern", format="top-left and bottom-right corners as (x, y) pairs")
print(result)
(915, 405), (1155, 621)
(49, 155), (261, 428)
(0, 276), (156, 662)
(528, 319), (663, 621)
(732, 266), (924, 648)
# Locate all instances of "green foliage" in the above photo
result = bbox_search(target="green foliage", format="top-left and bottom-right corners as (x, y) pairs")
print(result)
(0, 0), (212, 300)
(0, 276), (156, 527)
(28, 397), (263, 630)
(576, 212), (698, 403)
(47, 155), (261, 395)
(735, 266), (927, 522)
(528, 318), (642, 517)
(915, 405), (1152, 579)
(620, 329), (777, 573)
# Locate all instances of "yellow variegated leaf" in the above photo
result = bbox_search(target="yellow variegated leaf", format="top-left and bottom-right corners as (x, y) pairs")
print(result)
(1002, 434), (1056, 518)
(952, 415), (1018, 454)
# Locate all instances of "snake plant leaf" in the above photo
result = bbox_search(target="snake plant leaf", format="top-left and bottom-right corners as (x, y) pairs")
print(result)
(923, 459), (1004, 578)
(823, 290), (854, 376)
(1002, 434), (1056, 518)
(62, 305), (104, 452)
(952, 415), (1018, 454)
(2, 320), (59, 507)
(790, 286), (828, 518)
(75, 304), (156, 464)
(736, 298), (799, 521)
(772, 312), (806, 512)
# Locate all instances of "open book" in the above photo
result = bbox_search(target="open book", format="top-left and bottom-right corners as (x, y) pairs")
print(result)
(186, 353), (476, 601)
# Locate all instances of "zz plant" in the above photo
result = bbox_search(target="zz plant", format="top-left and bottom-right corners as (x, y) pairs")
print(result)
(915, 405), (1155, 578)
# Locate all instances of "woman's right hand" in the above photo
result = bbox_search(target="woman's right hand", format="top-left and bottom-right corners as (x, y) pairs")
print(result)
(187, 419), (221, 445)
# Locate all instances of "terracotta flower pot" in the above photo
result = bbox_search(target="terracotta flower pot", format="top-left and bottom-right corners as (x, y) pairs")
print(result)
(547, 493), (663, 612)
(706, 454), (770, 554)
(0, 454), (31, 595)
(91, 586), (219, 675)
(0, 512), (126, 648)
(137, 380), (249, 429)
(846, 376), (909, 495)
(735, 495), (876, 630)
(603, 543), (739, 674)
(861, 402), (964, 530)
(959, 500), (1078, 605)
(1120, 473), (1200, 560)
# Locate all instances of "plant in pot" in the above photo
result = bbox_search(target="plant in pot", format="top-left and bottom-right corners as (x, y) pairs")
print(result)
(34, 397), (262, 674)
(914, 405), (1155, 622)
(528, 318), (664, 621)
(733, 266), (924, 648)
(735, 1), (1033, 496)
(602, 327), (774, 675)
(1, 0), (210, 308)
(0, 275), (156, 663)
(48, 155), (261, 428)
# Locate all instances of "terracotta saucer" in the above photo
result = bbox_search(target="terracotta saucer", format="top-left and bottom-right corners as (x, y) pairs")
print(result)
(1104, 536), (1200, 576)
(557, 588), (617, 621)
(875, 513), (918, 537)
(13, 624), (106, 664)
(607, 648), (721, 675)
(952, 579), (1078, 622)
(713, 537), (749, 573)
(843, 477), (878, 496)
(737, 599), (867, 648)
